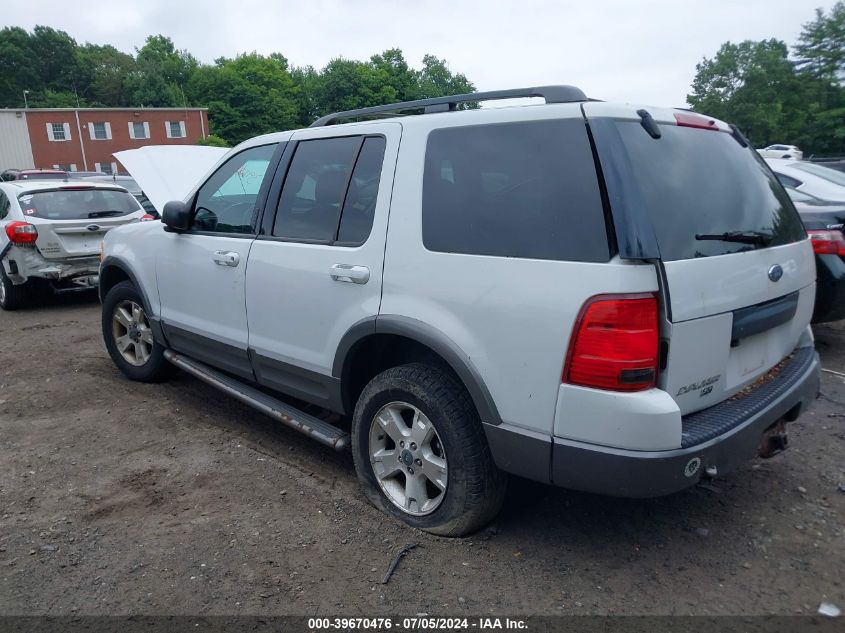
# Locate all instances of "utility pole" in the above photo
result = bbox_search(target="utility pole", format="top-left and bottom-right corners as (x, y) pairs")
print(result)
(23, 90), (29, 108)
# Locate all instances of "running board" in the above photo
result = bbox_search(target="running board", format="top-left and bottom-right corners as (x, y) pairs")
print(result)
(163, 349), (350, 451)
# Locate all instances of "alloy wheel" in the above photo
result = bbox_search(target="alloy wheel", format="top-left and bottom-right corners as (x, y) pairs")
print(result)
(368, 401), (448, 516)
(112, 300), (153, 366)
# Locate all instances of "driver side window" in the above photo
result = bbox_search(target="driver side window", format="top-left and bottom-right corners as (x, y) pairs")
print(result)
(192, 143), (278, 234)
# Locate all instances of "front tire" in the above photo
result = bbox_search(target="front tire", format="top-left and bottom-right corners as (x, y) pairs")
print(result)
(351, 363), (507, 536)
(102, 281), (172, 382)
(0, 267), (27, 311)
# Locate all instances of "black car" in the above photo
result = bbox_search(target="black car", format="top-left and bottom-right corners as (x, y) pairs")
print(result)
(787, 186), (845, 323)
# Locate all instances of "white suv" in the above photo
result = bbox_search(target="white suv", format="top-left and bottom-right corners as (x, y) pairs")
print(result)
(0, 180), (146, 310)
(757, 144), (804, 160)
(99, 87), (820, 536)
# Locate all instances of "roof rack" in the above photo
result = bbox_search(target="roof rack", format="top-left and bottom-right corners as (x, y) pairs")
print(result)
(309, 85), (588, 127)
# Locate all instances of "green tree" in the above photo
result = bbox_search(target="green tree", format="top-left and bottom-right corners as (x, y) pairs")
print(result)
(186, 53), (299, 144)
(795, 1), (845, 83)
(370, 48), (419, 101)
(312, 57), (397, 115)
(0, 27), (40, 107)
(687, 40), (806, 146)
(196, 134), (230, 147)
(29, 26), (82, 97)
(77, 44), (136, 106)
(415, 54), (476, 99)
(290, 64), (321, 125)
(124, 35), (197, 106)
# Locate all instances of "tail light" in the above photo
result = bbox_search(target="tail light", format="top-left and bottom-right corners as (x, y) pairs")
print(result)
(5, 221), (38, 244)
(140, 214), (156, 222)
(807, 229), (845, 256)
(563, 293), (659, 392)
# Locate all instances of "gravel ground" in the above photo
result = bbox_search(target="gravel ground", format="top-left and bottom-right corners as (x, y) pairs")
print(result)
(0, 293), (843, 616)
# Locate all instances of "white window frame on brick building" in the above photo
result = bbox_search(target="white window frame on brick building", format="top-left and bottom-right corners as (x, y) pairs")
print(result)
(52, 163), (78, 172)
(94, 162), (119, 175)
(165, 120), (186, 138)
(46, 122), (72, 141)
(89, 122), (112, 141)
(128, 121), (150, 140)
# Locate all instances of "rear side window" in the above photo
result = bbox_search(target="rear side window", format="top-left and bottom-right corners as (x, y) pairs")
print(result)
(17, 188), (141, 220)
(422, 119), (610, 262)
(607, 122), (806, 261)
(273, 137), (361, 242)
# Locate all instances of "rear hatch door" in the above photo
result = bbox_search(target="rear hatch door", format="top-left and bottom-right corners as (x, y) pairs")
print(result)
(17, 186), (144, 259)
(585, 103), (815, 416)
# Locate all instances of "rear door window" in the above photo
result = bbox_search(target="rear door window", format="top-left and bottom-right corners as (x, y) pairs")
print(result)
(272, 137), (361, 242)
(17, 188), (141, 220)
(603, 122), (806, 261)
(422, 119), (610, 262)
(272, 135), (386, 245)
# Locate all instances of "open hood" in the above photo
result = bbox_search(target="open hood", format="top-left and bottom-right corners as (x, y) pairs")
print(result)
(113, 145), (229, 212)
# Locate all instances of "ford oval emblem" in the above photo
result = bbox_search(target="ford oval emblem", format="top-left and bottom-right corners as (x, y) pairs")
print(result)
(768, 264), (783, 282)
(86, 224), (101, 232)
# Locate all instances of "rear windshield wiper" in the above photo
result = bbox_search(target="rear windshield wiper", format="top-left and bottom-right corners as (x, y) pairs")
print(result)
(88, 210), (123, 218)
(695, 230), (774, 246)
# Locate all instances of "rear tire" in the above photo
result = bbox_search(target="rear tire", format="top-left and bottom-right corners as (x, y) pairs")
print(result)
(102, 281), (173, 383)
(0, 267), (27, 311)
(351, 363), (507, 536)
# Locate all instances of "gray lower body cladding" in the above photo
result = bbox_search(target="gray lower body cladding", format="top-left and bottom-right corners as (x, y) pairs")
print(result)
(485, 346), (820, 497)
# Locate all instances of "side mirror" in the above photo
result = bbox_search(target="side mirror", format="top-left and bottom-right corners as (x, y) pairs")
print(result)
(162, 200), (192, 232)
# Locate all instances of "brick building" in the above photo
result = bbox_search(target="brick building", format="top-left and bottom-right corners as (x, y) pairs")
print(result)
(0, 107), (209, 174)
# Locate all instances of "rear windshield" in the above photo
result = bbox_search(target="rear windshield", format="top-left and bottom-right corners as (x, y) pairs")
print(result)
(607, 122), (806, 261)
(18, 188), (141, 220)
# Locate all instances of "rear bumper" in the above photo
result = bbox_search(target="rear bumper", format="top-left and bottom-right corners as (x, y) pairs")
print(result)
(2, 245), (99, 284)
(812, 254), (845, 323)
(485, 346), (820, 497)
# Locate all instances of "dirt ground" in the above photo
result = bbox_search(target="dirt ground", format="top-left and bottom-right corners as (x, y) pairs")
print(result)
(0, 293), (843, 616)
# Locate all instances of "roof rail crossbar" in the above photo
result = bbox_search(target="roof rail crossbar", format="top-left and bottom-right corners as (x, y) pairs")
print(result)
(309, 85), (588, 127)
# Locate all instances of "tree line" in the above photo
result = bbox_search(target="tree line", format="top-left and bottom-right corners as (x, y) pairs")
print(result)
(688, 2), (845, 155)
(0, 28), (475, 145)
(3, 4), (843, 154)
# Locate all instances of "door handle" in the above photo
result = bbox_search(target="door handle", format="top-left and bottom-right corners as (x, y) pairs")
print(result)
(330, 264), (370, 284)
(212, 251), (240, 267)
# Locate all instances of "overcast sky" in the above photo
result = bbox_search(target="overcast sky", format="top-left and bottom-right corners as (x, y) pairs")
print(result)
(7, 0), (837, 107)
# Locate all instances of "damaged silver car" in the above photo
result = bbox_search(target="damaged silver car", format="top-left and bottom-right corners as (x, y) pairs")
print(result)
(0, 180), (146, 310)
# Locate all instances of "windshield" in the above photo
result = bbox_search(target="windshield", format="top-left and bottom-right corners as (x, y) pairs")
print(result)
(605, 121), (806, 261)
(791, 162), (845, 187)
(18, 188), (141, 220)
